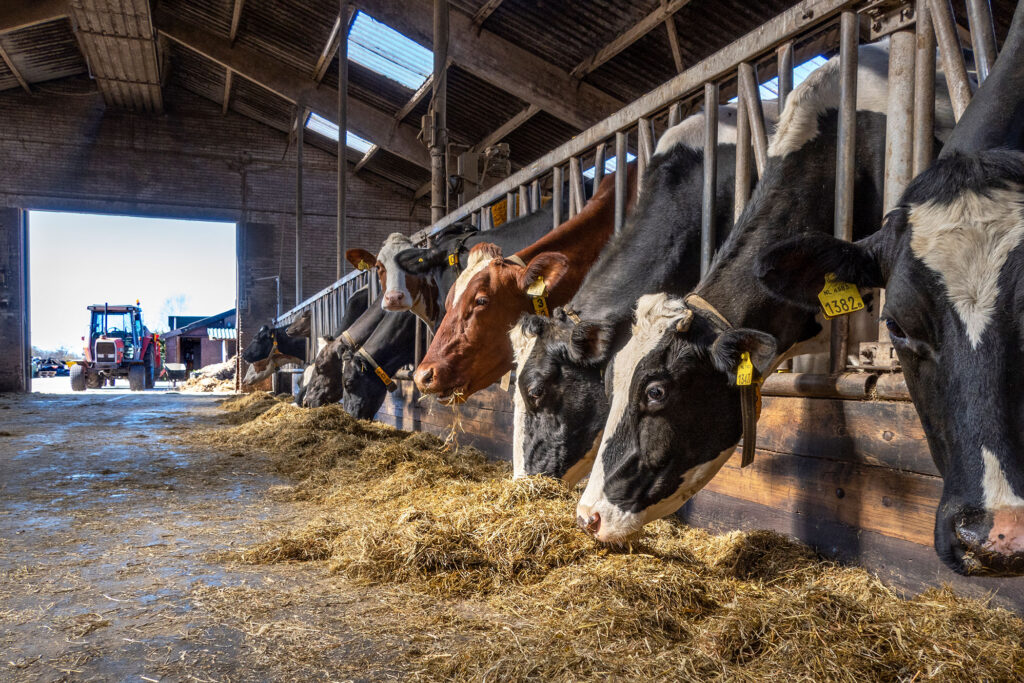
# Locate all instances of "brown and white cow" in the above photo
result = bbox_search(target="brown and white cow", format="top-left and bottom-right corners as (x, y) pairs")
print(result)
(347, 233), (440, 325)
(413, 167), (637, 402)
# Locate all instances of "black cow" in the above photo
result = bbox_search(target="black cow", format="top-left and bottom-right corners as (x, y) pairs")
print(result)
(759, 5), (1024, 575)
(342, 310), (417, 419)
(302, 290), (387, 408)
(295, 287), (370, 406)
(509, 105), (752, 486)
(576, 42), (956, 543)
(241, 312), (312, 386)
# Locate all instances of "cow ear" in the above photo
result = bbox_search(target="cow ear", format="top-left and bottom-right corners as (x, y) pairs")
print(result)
(346, 248), (378, 271)
(757, 234), (884, 311)
(569, 321), (615, 365)
(395, 246), (444, 274)
(710, 329), (778, 381)
(517, 252), (569, 292)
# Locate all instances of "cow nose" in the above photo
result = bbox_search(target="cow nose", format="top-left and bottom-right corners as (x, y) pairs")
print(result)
(576, 510), (601, 536)
(953, 506), (1024, 575)
(414, 364), (436, 392)
(383, 290), (405, 308)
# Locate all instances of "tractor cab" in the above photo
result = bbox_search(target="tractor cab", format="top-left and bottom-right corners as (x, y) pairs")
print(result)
(72, 302), (159, 391)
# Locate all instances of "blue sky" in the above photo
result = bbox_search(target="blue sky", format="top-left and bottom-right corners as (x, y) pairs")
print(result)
(29, 211), (236, 351)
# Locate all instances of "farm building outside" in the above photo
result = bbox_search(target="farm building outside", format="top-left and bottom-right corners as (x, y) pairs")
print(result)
(2, 0), (1024, 679)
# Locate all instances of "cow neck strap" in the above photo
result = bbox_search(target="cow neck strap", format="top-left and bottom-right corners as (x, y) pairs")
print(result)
(683, 293), (760, 468)
(341, 330), (357, 349)
(447, 233), (476, 273)
(356, 347), (397, 391)
(505, 254), (527, 267)
(562, 305), (582, 325)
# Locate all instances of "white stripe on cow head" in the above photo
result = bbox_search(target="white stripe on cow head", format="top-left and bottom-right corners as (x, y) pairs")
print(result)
(446, 243), (501, 312)
(982, 446), (1024, 509)
(377, 232), (416, 312)
(509, 320), (538, 480)
(909, 187), (1024, 349)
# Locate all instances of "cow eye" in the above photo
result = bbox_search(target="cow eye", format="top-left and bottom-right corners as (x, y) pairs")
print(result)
(475, 296), (489, 307)
(527, 383), (543, 400)
(646, 383), (667, 405)
(884, 318), (906, 342)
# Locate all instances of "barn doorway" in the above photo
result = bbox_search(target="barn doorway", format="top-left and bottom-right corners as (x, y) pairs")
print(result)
(27, 210), (237, 392)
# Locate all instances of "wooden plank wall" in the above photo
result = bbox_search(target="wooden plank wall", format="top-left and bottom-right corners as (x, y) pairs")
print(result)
(375, 380), (1024, 611)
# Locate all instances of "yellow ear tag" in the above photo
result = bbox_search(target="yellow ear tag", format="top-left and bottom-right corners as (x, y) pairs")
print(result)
(374, 366), (391, 385)
(736, 351), (754, 387)
(357, 259), (370, 271)
(526, 276), (549, 317)
(818, 273), (865, 319)
(447, 253), (458, 267)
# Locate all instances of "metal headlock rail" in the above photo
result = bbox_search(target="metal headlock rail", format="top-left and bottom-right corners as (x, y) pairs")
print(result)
(276, 0), (995, 394)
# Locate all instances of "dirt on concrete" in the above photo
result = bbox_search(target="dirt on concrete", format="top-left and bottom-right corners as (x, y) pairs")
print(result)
(0, 386), (424, 682)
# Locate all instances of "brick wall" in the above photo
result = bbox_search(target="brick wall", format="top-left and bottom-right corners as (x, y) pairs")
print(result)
(0, 83), (431, 382)
(0, 209), (29, 392)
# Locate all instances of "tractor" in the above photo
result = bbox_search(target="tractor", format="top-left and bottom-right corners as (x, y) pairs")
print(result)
(71, 302), (160, 391)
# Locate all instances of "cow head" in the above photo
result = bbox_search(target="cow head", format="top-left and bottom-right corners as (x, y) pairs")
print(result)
(760, 151), (1024, 575)
(285, 310), (311, 338)
(575, 293), (781, 542)
(241, 324), (275, 363)
(509, 311), (611, 485)
(413, 243), (569, 402)
(340, 347), (390, 419)
(349, 234), (439, 324)
(301, 338), (347, 407)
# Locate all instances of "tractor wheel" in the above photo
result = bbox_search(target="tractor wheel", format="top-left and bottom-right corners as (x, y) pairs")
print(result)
(70, 364), (87, 392)
(129, 364), (145, 391)
(144, 349), (155, 389)
(87, 373), (102, 389)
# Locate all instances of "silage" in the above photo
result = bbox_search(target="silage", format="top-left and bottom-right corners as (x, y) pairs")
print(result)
(182, 396), (1024, 681)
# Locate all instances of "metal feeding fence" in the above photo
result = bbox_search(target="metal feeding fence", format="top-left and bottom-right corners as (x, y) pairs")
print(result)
(277, 0), (996, 393)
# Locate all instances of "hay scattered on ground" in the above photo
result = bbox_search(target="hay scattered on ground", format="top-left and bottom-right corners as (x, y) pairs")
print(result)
(180, 357), (238, 393)
(183, 401), (1024, 681)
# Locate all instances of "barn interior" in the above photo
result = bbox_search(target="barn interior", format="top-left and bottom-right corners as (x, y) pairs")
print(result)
(3, 0), (1024, 678)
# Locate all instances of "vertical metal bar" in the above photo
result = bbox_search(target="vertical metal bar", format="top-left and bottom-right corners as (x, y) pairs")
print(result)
(777, 42), (794, 111)
(530, 179), (540, 214)
(737, 62), (769, 175)
(336, 0), (348, 280)
(914, 0), (937, 175)
(614, 131), (627, 234)
(668, 101), (682, 128)
(637, 118), (653, 198)
(552, 165), (563, 229)
(414, 318), (423, 369)
(568, 163), (579, 219)
(295, 108), (304, 306)
(831, 11), (858, 375)
(966, 0), (998, 83)
(734, 88), (752, 221)
(519, 184), (530, 215)
(430, 0), (449, 223)
(569, 157), (586, 216)
(929, 0), (973, 120)
(701, 82), (719, 277)
(506, 190), (517, 222)
(593, 143), (606, 188)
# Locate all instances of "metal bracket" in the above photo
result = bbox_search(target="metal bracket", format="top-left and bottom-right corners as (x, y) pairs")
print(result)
(859, 340), (901, 371)
(864, 0), (916, 40)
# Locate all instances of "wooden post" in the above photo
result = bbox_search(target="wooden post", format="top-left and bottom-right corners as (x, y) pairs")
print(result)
(701, 82), (719, 276)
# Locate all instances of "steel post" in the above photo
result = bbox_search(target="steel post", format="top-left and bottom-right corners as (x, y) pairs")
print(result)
(614, 131), (627, 233)
(701, 82), (719, 276)
(914, 0), (937, 175)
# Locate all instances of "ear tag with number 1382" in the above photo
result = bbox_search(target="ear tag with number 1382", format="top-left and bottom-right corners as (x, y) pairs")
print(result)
(818, 273), (865, 319)
(736, 352), (754, 386)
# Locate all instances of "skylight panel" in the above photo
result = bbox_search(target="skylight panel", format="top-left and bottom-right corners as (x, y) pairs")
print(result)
(728, 55), (828, 104)
(583, 152), (637, 179)
(305, 113), (374, 154)
(348, 11), (432, 90)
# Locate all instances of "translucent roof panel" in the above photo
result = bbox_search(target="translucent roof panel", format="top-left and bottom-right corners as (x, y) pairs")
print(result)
(306, 113), (374, 154)
(730, 55), (829, 103)
(583, 152), (637, 179)
(348, 11), (432, 90)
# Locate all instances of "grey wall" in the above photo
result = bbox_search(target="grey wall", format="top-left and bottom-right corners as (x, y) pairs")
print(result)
(0, 209), (29, 392)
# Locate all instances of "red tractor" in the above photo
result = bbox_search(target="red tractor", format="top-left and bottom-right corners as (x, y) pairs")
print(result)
(71, 303), (161, 391)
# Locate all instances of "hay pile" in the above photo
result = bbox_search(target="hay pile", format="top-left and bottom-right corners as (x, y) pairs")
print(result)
(180, 357), (237, 392)
(187, 401), (1024, 681)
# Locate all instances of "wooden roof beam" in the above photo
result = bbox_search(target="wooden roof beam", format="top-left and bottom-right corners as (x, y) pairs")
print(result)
(157, 11), (430, 169)
(0, 0), (68, 35)
(0, 42), (30, 92)
(313, 5), (356, 83)
(222, 67), (233, 114)
(470, 0), (505, 29)
(353, 0), (623, 129)
(665, 15), (685, 73)
(353, 68), (434, 176)
(229, 0), (245, 44)
(570, 0), (694, 79)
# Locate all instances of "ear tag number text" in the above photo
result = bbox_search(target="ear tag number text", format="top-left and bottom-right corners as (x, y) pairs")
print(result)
(448, 253), (458, 267)
(527, 277), (550, 317)
(818, 273), (865, 319)
(736, 351), (754, 386)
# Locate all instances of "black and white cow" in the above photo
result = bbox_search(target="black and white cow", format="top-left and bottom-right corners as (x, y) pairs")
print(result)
(295, 287), (371, 406)
(759, 4), (1024, 575)
(508, 105), (756, 486)
(302, 290), (388, 408)
(341, 309), (417, 419)
(575, 42), (956, 543)
(241, 311), (313, 386)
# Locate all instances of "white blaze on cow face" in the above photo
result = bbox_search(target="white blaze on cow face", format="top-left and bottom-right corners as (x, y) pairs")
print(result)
(908, 188), (1024, 349)
(446, 246), (496, 312)
(981, 446), (1024, 509)
(509, 321), (538, 479)
(376, 232), (418, 313)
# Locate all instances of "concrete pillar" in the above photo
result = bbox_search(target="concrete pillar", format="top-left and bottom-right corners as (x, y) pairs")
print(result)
(0, 209), (29, 393)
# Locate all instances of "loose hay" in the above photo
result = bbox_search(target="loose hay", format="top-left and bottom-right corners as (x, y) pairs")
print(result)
(183, 401), (1024, 681)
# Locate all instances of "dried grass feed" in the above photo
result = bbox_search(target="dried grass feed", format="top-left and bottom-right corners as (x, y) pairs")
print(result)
(179, 396), (1024, 681)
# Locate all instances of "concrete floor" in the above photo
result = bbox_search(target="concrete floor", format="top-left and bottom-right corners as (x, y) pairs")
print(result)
(0, 387), (409, 681)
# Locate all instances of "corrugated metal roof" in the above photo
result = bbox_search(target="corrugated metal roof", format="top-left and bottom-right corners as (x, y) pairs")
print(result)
(502, 110), (580, 168)
(0, 19), (86, 89)
(233, 0), (339, 76)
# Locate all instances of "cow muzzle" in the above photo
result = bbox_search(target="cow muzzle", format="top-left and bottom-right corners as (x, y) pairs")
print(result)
(952, 506), (1024, 575)
(382, 290), (407, 310)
